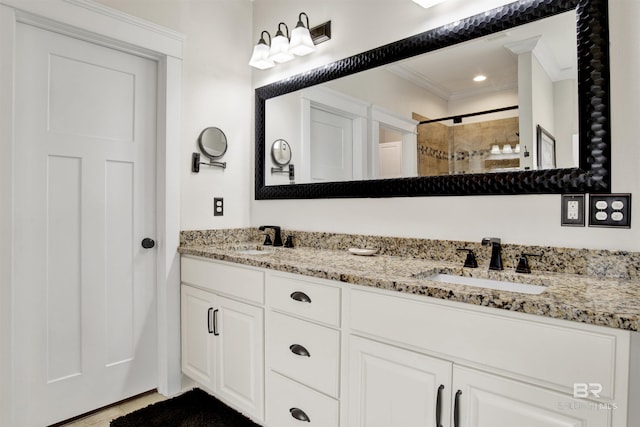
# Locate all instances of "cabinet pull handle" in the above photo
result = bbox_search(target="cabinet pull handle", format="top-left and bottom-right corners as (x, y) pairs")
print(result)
(289, 344), (311, 357)
(207, 307), (214, 334)
(213, 309), (219, 336)
(290, 291), (311, 303)
(289, 407), (310, 422)
(454, 389), (462, 427)
(435, 384), (444, 427)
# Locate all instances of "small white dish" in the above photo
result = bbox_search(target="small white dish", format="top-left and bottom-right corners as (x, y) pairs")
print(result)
(514, 144), (521, 153)
(490, 144), (501, 154)
(502, 144), (513, 154)
(348, 248), (378, 256)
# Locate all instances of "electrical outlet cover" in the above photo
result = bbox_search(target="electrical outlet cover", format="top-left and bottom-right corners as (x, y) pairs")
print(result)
(561, 194), (585, 227)
(214, 197), (224, 216)
(588, 193), (631, 228)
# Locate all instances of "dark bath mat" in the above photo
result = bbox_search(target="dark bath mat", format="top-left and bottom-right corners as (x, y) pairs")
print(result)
(110, 388), (262, 427)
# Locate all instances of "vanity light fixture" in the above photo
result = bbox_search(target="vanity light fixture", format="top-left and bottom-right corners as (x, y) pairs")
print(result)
(269, 22), (294, 63)
(248, 31), (274, 69)
(250, 13), (331, 70)
(289, 13), (315, 56)
(411, 0), (450, 8)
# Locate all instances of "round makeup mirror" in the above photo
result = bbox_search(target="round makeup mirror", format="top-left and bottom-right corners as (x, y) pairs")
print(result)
(271, 139), (292, 166)
(198, 127), (228, 159)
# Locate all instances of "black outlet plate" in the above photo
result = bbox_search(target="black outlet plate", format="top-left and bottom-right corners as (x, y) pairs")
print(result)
(214, 197), (224, 216)
(588, 194), (631, 228)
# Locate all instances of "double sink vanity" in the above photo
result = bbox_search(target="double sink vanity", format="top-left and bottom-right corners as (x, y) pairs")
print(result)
(178, 228), (640, 427)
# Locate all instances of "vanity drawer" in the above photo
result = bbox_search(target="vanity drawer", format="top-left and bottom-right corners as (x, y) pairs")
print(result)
(267, 371), (339, 427)
(268, 311), (340, 397)
(181, 256), (264, 304)
(268, 272), (341, 326)
(350, 288), (621, 399)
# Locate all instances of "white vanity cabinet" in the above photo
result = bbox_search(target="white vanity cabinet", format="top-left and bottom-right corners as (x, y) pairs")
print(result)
(348, 288), (633, 427)
(180, 256), (265, 422)
(265, 271), (342, 427)
(179, 256), (639, 427)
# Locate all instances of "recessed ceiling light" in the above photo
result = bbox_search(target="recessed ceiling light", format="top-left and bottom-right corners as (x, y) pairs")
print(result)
(473, 75), (487, 82)
(411, 0), (449, 8)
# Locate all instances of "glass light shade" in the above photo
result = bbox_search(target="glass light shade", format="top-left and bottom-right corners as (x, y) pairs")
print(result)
(249, 42), (274, 70)
(289, 26), (315, 56)
(412, 0), (448, 8)
(269, 34), (294, 63)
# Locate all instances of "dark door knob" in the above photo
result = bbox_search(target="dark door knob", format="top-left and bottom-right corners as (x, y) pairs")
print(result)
(141, 238), (155, 249)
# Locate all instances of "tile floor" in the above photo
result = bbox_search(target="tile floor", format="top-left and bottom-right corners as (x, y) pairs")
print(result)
(59, 391), (167, 427)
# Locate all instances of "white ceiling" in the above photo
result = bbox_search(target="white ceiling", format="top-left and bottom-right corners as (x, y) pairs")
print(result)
(388, 10), (577, 101)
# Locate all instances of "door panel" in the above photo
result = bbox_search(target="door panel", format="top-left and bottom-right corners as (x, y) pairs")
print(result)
(181, 286), (217, 390)
(217, 295), (264, 419)
(453, 366), (611, 427)
(349, 336), (452, 427)
(49, 53), (135, 141)
(379, 140), (403, 178)
(14, 23), (157, 425)
(310, 107), (354, 182)
(47, 155), (83, 382)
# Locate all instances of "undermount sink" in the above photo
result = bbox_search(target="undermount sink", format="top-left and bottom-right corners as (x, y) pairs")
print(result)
(420, 273), (546, 295)
(233, 246), (276, 255)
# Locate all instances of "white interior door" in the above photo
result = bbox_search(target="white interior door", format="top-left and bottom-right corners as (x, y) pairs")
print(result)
(13, 23), (158, 426)
(309, 107), (354, 182)
(379, 141), (403, 178)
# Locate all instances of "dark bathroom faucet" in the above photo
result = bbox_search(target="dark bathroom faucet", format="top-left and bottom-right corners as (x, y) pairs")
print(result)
(481, 237), (503, 271)
(258, 225), (283, 247)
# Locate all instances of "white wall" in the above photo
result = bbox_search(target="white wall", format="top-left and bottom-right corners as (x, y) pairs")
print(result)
(250, 0), (640, 251)
(94, 0), (253, 231)
(553, 78), (579, 168)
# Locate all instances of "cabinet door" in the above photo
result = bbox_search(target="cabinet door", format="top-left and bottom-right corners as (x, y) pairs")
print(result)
(216, 295), (264, 420)
(349, 336), (452, 427)
(181, 285), (216, 391)
(452, 365), (611, 427)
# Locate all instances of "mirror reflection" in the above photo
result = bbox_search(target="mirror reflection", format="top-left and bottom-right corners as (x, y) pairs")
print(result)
(271, 139), (292, 166)
(265, 10), (577, 186)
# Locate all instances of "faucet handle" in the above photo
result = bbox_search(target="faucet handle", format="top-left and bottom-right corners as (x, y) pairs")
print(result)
(284, 235), (294, 248)
(456, 248), (478, 268)
(263, 233), (273, 246)
(515, 253), (542, 274)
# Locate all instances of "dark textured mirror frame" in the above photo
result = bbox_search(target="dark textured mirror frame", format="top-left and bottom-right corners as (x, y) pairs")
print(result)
(255, 0), (610, 200)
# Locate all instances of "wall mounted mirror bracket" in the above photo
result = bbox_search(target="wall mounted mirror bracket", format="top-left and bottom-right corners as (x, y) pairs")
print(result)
(191, 152), (227, 173)
(192, 126), (228, 173)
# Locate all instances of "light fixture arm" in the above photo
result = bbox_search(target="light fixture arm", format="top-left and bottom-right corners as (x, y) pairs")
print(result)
(258, 30), (271, 46)
(296, 12), (310, 29)
(275, 22), (289, 39)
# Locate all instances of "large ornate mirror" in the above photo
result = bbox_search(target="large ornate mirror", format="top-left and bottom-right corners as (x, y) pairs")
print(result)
(255, 0), (610, 199)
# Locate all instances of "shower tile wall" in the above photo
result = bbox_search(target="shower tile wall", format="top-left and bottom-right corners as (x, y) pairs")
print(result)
(414, 113), (449, 176)
(415, 113), (520, 175)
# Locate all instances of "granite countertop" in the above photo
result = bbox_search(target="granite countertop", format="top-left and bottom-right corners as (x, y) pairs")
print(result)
(178, 242), (640, 332)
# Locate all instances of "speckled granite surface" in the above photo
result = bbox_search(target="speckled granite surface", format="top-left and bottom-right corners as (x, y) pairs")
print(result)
(179, 229), (640, 332)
